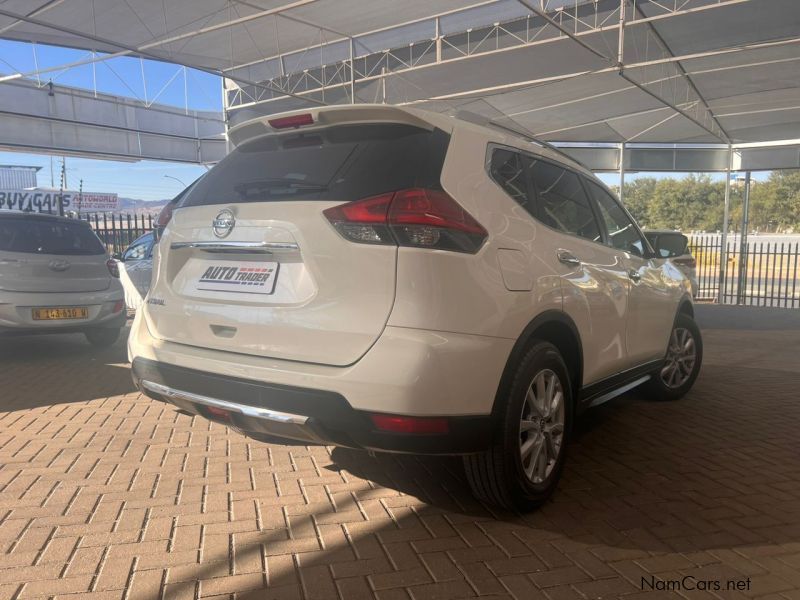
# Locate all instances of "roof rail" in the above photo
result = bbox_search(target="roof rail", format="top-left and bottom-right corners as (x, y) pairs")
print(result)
(454, 111), (592, 171)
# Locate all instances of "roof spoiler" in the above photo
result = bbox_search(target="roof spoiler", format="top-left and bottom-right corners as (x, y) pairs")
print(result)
(227, 105), (435, 147)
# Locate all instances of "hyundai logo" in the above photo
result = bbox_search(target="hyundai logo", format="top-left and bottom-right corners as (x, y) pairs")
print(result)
(48, 259), (71, 272)
(212, 209), (235, 238)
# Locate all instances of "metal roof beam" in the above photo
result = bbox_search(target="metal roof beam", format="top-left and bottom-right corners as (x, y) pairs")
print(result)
(0, 5), (326, 106)
(630, 1), (732, 143)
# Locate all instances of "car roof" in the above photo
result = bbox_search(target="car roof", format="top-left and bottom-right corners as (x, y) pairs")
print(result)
(0, 210), (85, 224)
(228, 104), (593, 179)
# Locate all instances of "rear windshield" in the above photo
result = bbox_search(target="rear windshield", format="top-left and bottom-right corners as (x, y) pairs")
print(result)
(180, 123), (451, 207)
(0, 217), (106, 255)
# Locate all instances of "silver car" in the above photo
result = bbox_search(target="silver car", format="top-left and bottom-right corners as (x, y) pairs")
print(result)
(0, 211), (125, 346)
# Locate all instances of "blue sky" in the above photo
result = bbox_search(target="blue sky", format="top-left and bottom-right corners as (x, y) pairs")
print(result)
(0, 40), (768, 202)
(0, 39), (219, 201)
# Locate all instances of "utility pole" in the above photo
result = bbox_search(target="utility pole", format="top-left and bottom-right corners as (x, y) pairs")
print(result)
(736, 171), (752, 305)
(58, 157), (66, 216)
(78, 179), (84, 215)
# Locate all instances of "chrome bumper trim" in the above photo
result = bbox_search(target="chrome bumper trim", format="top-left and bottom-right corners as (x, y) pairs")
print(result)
(140, 379), (309, 425)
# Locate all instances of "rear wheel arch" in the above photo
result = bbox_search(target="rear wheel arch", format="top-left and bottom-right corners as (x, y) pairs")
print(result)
(491, 311), (583, 423)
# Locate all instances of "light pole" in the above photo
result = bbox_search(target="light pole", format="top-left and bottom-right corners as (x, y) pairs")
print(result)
(163, 174), (187, 188)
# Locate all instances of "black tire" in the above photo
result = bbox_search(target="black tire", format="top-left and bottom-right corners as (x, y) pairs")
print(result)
(85, 328), (121, 348)
(463, 341), (573, 512)
(642, 312), (703, 401)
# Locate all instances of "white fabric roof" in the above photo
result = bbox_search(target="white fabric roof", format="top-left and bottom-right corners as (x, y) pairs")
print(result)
(1, 0), (799, 145)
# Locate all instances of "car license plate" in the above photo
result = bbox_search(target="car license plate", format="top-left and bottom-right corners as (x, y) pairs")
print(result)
(32, 307), (89, 320)
(194, 261), (279, 295)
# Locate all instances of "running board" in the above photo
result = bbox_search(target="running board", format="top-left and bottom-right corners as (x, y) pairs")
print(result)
(587, 375), (651, 408)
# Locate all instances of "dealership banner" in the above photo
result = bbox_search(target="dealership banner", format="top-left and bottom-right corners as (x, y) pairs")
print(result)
(0, 189), (119, 213)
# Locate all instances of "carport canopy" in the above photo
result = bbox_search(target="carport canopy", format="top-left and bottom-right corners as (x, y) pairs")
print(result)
(1, 0), (799, 162)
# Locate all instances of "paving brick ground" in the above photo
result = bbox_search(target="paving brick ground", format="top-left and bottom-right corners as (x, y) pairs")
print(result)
(1, 308), (799, 599)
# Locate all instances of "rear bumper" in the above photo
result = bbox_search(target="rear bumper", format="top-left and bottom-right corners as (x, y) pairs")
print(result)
(131, 357), (493, 454)
(0, 287), (125, 335)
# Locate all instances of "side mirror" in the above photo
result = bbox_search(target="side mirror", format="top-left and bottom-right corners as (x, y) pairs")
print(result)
(654, 234), (688, 259)
(112, 252), (124, 262)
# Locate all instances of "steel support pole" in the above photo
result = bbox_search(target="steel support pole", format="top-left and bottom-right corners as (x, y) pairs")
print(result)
(736, 171), (752, 305)
(718, 145), (733, 304)
(618, 142), (625, 202)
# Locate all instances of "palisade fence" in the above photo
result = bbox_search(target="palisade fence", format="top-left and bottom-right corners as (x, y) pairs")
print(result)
(688, 235), (800, 308)
(78, 213), (154, 256)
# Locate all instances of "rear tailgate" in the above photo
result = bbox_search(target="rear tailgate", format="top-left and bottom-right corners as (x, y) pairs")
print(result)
(0, 216), (111, 292)
(144, 119), (450, 366)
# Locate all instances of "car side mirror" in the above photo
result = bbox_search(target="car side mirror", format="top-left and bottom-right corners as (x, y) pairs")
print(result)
(654, 235), (688, 259)
(112, 252), (124, 262)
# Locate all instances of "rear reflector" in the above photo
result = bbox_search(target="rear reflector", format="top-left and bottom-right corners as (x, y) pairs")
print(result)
(370, 414), (449, 434)
(206, 406), (232, 421)
(268, 113), (314, 129)
(323, 188), (487, 254)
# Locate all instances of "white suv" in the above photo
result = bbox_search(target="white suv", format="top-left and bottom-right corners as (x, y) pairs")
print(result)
(129, 105), (701, 510)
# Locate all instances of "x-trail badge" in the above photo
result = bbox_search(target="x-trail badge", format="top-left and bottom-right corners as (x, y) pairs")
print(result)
(212, 209), (235, 238)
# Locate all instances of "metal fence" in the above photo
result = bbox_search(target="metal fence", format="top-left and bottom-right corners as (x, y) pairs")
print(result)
(79, 213), (154, 256)
(689, 235), (800, 308)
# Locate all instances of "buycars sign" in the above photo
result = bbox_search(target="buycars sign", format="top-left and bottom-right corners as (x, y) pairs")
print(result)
(0, 189), (119, 212)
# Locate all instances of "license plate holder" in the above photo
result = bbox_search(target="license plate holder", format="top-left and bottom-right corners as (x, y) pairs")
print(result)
(194, 261), (279, 295)
(32, 307), (89, 320)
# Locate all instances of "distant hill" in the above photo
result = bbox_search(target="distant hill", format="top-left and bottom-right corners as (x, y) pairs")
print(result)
(118, 197), (168, 213)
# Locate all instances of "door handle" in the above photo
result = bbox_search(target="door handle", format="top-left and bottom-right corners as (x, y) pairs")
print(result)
(628, 269), (641, 282)
(557, 250), (581, 266)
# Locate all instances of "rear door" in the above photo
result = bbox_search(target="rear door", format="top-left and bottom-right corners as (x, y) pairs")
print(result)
(145, 122), (450, 366)
(0, 216), (111, 293)
(585, 180), (675, 367)
(525, 159), (630, 385)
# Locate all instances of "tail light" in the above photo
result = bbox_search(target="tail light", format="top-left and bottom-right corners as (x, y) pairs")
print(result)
(112, 300), (124, 313)
(268, 113), (314, 129)
(106, 258), (119, 278)
(673, 257), (697, 269)
(323, 188), (487, 254)
(370, 414), (449, 434)
(156, 202), (175, 229)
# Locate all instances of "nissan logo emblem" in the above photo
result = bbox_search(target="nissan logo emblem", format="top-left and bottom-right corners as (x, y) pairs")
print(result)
(212, 209), (235, 238)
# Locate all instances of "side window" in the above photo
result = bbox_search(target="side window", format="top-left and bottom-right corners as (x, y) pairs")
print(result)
(488, 149), (531, 210)
(586, 180), (645, 256)
(123, 234), (154, 261)
(529, 160), (602, 243)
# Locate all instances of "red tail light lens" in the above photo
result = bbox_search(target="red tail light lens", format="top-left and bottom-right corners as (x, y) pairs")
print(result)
(156, 201), (175, 229)
(673, 257), (697, 269)
(112, 300), (124, 313)
(370, 414), (449, 434)
(323, 188), (487, 254)
(268, 113), (314, 129)
(106, 258), (120, 278)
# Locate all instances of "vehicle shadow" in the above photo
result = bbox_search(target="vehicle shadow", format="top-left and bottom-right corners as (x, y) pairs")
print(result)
(0, 327), (135, 411)
(321, 361), (800, 554)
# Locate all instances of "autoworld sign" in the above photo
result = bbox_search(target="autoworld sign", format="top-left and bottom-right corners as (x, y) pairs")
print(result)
(0, 189), (119, 213)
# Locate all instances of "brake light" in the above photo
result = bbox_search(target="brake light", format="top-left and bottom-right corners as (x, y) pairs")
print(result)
(106, 258), (119, 278)
(370, 414), (449, 434)
(323, 188), (487, 254)
(268, 113), (314, 129)
(112, 300), (124, 313)
(673, 257), (697, 269)
(156, 201), (175, 229)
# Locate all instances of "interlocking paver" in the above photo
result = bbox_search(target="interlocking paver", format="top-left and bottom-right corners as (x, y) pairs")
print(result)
(1, 313), (800, 599)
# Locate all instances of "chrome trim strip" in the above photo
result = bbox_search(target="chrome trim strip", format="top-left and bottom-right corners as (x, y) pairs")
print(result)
(588, 375), (650, 408)
(140, 380), (309, 424)
(170, 241), (299, 253)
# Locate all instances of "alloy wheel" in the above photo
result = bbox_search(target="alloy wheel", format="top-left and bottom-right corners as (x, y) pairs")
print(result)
(519, 369), (565, 484)
(660, 326), (697, 389)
